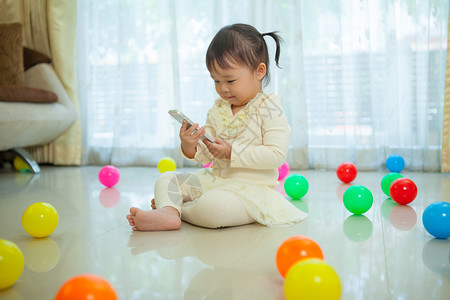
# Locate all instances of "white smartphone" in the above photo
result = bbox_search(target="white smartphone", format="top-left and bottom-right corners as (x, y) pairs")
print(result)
(168, 110), (215, 143)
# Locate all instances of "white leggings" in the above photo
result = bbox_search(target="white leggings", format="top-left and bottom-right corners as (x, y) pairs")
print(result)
(154, 171), (255, 228)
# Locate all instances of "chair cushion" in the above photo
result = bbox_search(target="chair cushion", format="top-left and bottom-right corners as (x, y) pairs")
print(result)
(0, 64), (78, 151)
(0, 23), (24, 86)
(23, 47), (52, 71)
(0, 86), (58, 103)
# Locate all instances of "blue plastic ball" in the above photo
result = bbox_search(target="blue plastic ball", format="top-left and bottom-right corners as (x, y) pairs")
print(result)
(386, 155), (405, 172)
(422, 202), (450, 239)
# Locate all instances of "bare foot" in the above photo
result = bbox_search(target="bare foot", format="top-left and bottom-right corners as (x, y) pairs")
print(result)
(151, 198), (156, 210)
(126, 207), (181, 231)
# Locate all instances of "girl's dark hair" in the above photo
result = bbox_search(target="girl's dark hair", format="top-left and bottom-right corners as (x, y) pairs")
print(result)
(206, 23), (282, 86)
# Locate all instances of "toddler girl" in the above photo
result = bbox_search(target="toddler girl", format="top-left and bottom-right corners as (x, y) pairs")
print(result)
(127, 23), (307, 231)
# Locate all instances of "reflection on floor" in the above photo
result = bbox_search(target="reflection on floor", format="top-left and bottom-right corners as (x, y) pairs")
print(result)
(0, 166), (449, 299)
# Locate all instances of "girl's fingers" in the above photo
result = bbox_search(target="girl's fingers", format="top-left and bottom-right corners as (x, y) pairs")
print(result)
(206, 140), (217, 152)
(203, 138), (212, 146)
(186, 123), (199, 134)
(179, 120), (187, 134)
(193, 127), (205, 139)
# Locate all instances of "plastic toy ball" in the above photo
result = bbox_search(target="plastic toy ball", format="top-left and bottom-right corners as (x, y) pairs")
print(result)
(389, 178), (417, 205)
(55, 274), (118, 300)
(422, 202), (450, 239)
(202, 162), (213, 168)
(343, 185), (373, 215)
(98, 165), (120, 187)
(336, 162), (357, 183)
(0, 239), (24, 289)
(284, 259), (341, 300)
(157, 157), (177, 173)
(13, 156), (30, 172)
(284, 174), (309, 199)
(276, 235), (324, 278)
(386, 155), (405, 172)
(381, 172), (404, 196)
(278, 161), (290, 181)
(22, 202), (59, 238)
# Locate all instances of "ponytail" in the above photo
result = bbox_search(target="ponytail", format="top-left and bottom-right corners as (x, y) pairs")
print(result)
(262, 32), (282, 68)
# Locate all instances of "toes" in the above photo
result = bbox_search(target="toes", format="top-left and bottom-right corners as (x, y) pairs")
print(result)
(126, 214), (136, 227)
(129, 207), (139, 215)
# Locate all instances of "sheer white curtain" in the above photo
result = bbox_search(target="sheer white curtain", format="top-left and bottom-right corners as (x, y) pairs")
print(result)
(303, 0), (448, 171)
(77, 0), (448, 171)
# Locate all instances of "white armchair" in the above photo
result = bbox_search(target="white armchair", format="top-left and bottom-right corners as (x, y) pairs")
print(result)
(0, 63), (78, 173)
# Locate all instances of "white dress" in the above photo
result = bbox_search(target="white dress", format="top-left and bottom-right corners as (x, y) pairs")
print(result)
(181, 92), (307, 227)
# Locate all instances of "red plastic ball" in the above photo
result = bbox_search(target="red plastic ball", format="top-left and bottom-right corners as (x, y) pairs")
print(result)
(389, 178), (417, 205)
(55, 274), (118, 300)
(276, 235), (324, 278)
(336, 162), (357, 183)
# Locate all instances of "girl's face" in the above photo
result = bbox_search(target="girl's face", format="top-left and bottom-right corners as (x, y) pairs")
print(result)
(209, 60), (266, 108)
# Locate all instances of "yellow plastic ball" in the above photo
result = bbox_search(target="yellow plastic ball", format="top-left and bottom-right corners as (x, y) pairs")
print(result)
(284, 259), (341, 300)
(13, 156), (30, 172)
(0, 239), (24, 289)
(157, 157), (176, 173)
(22, 202), (59, 238)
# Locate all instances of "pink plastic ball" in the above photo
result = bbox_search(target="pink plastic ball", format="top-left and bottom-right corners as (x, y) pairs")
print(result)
(98, 165), (120, 187)
(278, 161), (290, 181)
(202, 162), (213, 168)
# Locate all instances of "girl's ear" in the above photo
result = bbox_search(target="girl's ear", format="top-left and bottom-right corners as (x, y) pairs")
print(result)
(256, 63), (267, 80)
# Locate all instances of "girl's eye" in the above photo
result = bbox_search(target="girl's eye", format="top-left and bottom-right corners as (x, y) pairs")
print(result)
(227, 80), (235, 83)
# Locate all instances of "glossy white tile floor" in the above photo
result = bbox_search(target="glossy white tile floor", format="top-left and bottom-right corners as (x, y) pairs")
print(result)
(0, 166), (449, 299)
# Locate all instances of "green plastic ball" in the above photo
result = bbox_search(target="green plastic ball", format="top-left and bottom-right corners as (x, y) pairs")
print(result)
(343, 185), (373, 215)
(284, 174), (309, 199)
(381, 173), (403, 196)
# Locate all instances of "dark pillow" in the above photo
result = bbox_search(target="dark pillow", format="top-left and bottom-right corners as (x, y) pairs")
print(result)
(23, 47), (52, 71)
(0, 86), (58, 103)
(0, 23), (24, 86)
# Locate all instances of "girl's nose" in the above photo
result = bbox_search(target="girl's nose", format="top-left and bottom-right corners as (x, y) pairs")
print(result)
(220, 84), (229, 93)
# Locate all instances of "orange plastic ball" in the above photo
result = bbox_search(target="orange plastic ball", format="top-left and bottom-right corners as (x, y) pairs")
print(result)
(276, 235), (324, 278)
(55, 274), (118, 300)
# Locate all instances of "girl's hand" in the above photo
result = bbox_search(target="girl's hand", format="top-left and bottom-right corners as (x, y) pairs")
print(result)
(180, 120), (205, 159)
(203, 137), (231, 159)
